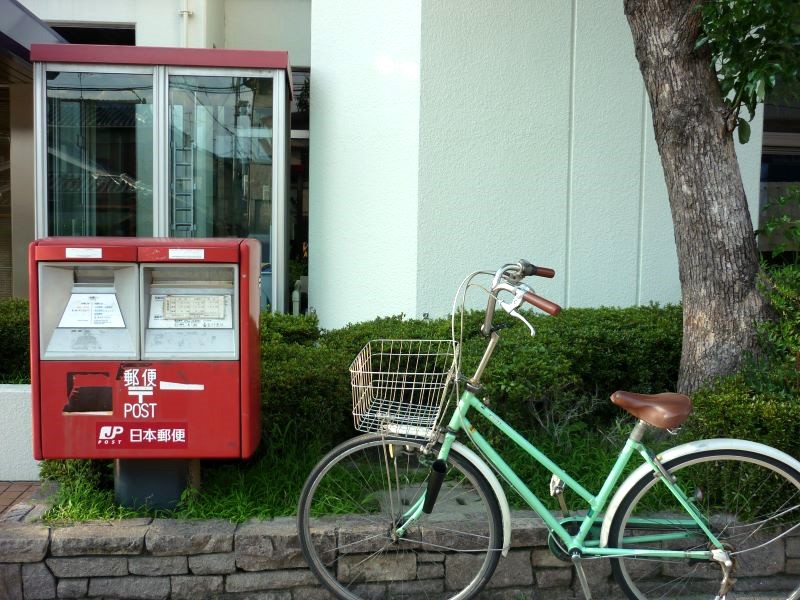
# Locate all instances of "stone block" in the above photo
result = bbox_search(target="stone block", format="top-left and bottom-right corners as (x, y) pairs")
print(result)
(337, 553), (416, 583)
(236, 517), (308, 570)
(220, 592), (292, 600)
(476, 589), (535, 599)
(532, 589), (579, 600)
(225, 569), (318, 592)
(387, 578), (443, 597)
(46, 556), (128, 578)
(531, 548), (569, 569)
(56, 577), (88, 598)
(0, 563), (22, 600)
(21, 562), (56, 600)
(145, 519), (234, 555)
(445, 553), (483, 591)
(535, 567), (572, 589)
(0, 502), (34, 523)
(787, 535), (800, 558)
(579, 557), (612, 579)
(128, 555), (188, 576)
(170, 575), (223, 599)
(0, 522), (49, 562)
(488, 550), (534, 588)
(188, 552), (236, 575)
(417, 561), (444, 579)
(786, 557), (800, 575)
(88, 575), (170, 599)
(51, 521), (148, 556)
(446, 550), (533, 591)
(509, 511), (549, 548)
(284, 587), (334, 600)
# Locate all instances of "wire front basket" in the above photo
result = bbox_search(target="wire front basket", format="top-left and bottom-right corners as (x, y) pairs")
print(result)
(350, 339), (459, 436)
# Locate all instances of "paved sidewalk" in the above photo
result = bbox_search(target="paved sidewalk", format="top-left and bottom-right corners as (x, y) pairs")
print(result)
(0, 481), (40, 516)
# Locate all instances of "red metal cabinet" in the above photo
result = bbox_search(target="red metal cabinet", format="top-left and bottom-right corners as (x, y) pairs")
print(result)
(30, 237), (261, 460)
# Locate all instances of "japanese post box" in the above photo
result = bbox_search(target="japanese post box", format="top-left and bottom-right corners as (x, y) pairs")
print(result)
(29, 238), (261, 460)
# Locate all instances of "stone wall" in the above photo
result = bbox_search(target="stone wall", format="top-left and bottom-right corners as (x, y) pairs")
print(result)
(0, 509), (620, 600)
(3, 507), (797, 599)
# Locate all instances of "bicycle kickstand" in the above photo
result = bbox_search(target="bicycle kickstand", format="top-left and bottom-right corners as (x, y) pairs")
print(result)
(570, 552), (593, 600)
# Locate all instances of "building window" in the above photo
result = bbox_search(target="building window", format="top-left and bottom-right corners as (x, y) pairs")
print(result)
(168, 75), (273, 245)
(759, 83), (800, 257)
(46, 70), (154, 237)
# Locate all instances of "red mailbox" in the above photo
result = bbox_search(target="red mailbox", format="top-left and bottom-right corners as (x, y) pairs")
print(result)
(30, 237), (261, 460)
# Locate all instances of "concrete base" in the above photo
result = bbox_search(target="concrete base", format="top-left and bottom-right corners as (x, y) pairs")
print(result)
(0, 385), (40, 480)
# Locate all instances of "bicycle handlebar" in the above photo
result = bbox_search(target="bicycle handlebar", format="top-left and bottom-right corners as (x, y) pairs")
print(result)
(519, 259), (556, 279)
(480, 260), (562, 336)
(523, 291), (562, 316)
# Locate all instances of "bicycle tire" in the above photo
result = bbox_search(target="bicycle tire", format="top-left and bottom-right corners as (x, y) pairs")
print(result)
(608, 448), (800, 600)
(297, 433), (503, 600)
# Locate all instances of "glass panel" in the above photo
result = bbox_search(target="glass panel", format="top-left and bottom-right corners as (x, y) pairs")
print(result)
(167, 75), (273, 259)
(291, 69), (309, 131)
(289, 138), (309, 314)
(46, 71), (154, 236)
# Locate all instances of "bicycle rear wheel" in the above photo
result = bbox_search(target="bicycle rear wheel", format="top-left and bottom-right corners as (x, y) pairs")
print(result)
(608, 448), (800, 600)
(297, 433), (503, 600)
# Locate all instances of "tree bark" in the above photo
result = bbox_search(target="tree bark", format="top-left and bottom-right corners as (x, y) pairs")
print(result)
(624, 0), (769, 394)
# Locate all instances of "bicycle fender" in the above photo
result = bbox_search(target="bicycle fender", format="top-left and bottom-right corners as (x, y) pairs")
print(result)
(599, 438), (800, 548)
(451, 440), (512, 556)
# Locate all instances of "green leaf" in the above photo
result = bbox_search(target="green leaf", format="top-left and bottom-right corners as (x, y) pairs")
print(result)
(757, 78), (767, 102)
(738, 118), (751, 144)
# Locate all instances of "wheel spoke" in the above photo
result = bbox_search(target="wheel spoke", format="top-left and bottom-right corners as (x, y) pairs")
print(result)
(298, 434), (502, 600)
(609, 449), (800, 600)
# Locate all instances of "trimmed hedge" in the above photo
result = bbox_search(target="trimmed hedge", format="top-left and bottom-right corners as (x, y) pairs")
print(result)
(259, 305), (683, 447)
(0, 298), (30, 384)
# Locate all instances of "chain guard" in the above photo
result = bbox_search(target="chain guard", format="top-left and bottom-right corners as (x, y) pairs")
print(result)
(547, 517), (602, 562)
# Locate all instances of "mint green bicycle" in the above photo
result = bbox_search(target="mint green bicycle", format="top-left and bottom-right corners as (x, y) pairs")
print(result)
(298, 260), (800, 600)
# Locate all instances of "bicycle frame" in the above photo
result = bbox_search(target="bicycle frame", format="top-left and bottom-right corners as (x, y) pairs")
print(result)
(397, 387), (724, 561)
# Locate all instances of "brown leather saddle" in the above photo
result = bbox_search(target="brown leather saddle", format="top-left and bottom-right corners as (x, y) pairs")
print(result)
(611, 390), (692, 429)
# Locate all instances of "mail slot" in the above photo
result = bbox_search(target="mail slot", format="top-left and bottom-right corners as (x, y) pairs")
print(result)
(30, 237), (261, 460)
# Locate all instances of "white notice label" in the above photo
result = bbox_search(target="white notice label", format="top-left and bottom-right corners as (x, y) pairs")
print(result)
(58, 293), (125, 328)
(168, 248), (204, 260)
(149, 294), (232, 329)
(66, 247), (102, 259)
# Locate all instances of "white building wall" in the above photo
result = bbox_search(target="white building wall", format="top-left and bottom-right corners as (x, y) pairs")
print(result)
(416, 0), (764, 318)
(308, 0), (421, 328)
(225, 0), (311, 65)
(20, 0), (209, 47)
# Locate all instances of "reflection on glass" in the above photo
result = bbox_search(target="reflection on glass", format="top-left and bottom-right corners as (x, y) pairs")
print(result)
(168, 75), (273, 251)
(46, 72), (154, 236)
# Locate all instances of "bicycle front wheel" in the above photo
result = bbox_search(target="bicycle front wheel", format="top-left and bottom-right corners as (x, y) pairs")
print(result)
(608, 448), (800, 600)
(297, 433), (503, 600)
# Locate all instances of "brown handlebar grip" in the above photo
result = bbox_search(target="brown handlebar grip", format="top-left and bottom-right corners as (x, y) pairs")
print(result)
(534, 266), (556, 278)
(523, 291), (562, 316)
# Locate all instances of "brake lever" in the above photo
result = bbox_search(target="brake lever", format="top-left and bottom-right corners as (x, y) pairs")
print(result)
(497, 285), (536, 336)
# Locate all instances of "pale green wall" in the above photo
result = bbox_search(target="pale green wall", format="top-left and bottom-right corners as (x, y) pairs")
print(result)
(225, 0), (311, 65)
(416, 0), (764, 318)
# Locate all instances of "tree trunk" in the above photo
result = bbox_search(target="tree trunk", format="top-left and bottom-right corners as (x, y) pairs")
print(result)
(624, 0), (769, 394)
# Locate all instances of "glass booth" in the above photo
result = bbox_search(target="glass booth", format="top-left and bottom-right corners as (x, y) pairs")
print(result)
(32, 45), (291, 311)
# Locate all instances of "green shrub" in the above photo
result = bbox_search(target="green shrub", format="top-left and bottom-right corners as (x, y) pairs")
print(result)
(0, 298), (30, 383)
(260, 311), (321, 346)
(759, 264), (800, 367)
(687, 375), (800, 458)
(465, 304), (683, 430)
